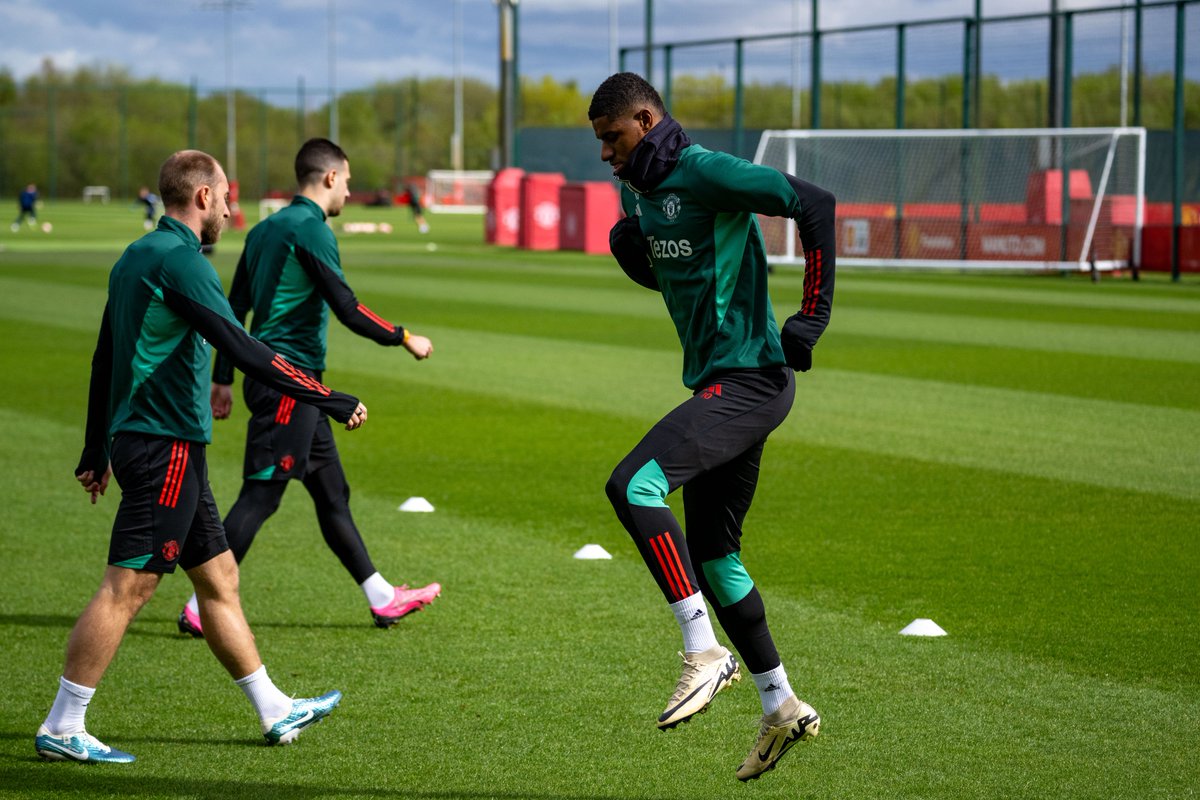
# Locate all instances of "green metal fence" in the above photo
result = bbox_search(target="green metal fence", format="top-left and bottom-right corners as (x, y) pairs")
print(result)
(619, 0), (1198, 278)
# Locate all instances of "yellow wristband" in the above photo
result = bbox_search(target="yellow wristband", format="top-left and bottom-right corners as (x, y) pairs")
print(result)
(402, 329), (411, 344)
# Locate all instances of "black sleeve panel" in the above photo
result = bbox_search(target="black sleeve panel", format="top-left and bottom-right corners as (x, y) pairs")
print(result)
(780, 172), (836, 351)
(294, 245), (408, 346)
(162, 287), (361, 423)
(609, 215), (660, 291)
(212, 249), (250, 385)
(75, 304), (114, 477)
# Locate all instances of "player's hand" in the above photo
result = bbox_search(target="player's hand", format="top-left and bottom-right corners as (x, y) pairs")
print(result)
(211, 383), (233, 419)
(76, 464), (112, 504)
(344, 402), (368, 430)
(780, 314), (814, 372)
(404, 334), (433, 360)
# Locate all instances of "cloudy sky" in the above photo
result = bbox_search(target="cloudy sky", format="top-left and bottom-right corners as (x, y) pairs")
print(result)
(0, 0), (1171, 96)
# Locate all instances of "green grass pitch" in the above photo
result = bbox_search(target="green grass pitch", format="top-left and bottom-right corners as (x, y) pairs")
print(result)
(0, 201), (1197, 799)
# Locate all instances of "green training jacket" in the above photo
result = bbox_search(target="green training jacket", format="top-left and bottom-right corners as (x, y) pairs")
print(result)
(77, 215), (359, 477)
(213, 195), (408, 385)
(619, 143), (829, 389)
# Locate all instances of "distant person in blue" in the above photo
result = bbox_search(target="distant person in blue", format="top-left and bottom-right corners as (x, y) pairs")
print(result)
(137, 186), (160, 231)
(12, 183), (37, 231)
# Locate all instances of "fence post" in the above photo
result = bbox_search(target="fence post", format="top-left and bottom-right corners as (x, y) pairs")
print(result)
(188, 79), (198, 149)
(1171, 0), (1185, 282)
(810, 0), (821, 129)
(119, 86), (129, 200)
(962, 18), (974, 129)
(393, 87), (403, 183)
(663, 45), (673, 110)
(734, 39), (744, 157)
(1133, 0), (1144, 126)
(47, 85), (57, 200)
(896, 24), (906, 129)
(973, 0), (982, 128)
(1049, 0), (1061, 127)
(297, 76), (306, 145)
(645, 0), (654, 80)
(259, 89), (268, 199)
(1063, 12), (1074, 128)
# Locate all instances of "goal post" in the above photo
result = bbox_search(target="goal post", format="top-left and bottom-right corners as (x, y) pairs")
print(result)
(753, 128), (1146, 272)
(425, 170), (495, 214)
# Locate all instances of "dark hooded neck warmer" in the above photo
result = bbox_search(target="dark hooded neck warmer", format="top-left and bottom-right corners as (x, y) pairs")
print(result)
(618, 113), (692, 194)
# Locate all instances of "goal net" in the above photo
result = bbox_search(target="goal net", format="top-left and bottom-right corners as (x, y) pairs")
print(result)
(753, 128), (1146, 272)
(425, 170), (495, 214)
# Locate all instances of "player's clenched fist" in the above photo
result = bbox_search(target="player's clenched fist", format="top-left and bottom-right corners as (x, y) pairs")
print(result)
(404, 333), (433, 360)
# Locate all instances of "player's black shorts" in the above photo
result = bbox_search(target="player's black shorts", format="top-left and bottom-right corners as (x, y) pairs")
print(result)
(241, 371), (339, 482)
(107, 433), (229, 573)
(613, 365), (796, 560)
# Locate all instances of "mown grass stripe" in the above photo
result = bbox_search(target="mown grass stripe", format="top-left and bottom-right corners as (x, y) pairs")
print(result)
(326, 325), (1200, 502)
(836, 274), (1200, 314)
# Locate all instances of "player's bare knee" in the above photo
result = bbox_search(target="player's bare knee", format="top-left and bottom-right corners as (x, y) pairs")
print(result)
(99, 566), (161, 612)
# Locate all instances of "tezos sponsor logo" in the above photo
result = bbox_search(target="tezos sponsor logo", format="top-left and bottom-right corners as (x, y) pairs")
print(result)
(649, 237), (692, 259)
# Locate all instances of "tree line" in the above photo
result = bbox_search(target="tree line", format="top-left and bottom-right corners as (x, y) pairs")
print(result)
(0, 59), (1194, 199)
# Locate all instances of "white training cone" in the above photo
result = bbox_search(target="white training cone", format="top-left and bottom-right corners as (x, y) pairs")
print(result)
(899, 618), (947, 637)
(573, 544), (612, 560)
(398, 497), (435, 512)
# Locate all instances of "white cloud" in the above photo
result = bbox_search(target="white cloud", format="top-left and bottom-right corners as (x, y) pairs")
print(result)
(0, 0), (1156, 92)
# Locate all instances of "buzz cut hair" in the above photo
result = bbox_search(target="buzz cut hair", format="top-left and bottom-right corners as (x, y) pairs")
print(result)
(158, 150), (221, 211)
(588, 72), (665, 121)
(296, 137), (349, 186)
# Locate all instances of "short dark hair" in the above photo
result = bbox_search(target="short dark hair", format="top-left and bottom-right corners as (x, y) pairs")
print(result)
(158, 150), (221, 210)
(588, 72), (665, 121)
(295, 138), (348, 186)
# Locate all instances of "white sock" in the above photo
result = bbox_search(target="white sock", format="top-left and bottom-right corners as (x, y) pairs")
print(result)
(752, 664), (794, 715)
(44, 676), (94, 734)
(360, 572), (394, 607)
(669, 593), (719, 654)
(185, 594), (200, 616)
(235, 665), (292, 725)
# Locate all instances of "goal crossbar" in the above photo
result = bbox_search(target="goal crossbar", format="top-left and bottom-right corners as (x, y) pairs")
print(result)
(753, 128), (1147, 272)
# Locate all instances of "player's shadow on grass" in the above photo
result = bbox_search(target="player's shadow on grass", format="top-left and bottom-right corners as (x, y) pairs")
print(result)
(0, 613), (77, 629)
(0, 765), (662, 800)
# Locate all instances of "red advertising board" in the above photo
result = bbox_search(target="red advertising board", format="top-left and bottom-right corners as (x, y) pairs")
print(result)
(559, 182), (620, 255)
(485, 168), (525, 246)
(519, 172), (567, 250)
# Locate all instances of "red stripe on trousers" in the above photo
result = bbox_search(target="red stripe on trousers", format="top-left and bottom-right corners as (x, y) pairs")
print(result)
(661, 533), (694, 596)
(168, 442), (189, 508)
(158, 441), (181, 507)
(649, 534), (685, 602)
(275, 395), (295, 425)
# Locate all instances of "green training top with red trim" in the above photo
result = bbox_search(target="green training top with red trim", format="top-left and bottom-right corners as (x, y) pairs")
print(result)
(76, 215), (360, 478)
(212, 195), (408, 385)
(618, 144), (835, 390)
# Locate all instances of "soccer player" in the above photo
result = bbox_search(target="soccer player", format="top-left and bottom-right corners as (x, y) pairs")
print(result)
(589, 73), (836, 782)
(137, 185), (160, 230)
(36, 150), (367, 764)
(12, 182), (37, 231)
(177, 138), (439, 638)
(404, 182), (430, 233)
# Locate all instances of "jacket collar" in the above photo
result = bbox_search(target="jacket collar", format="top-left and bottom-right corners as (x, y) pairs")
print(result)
(157, 215), (201, 251)
(291, 194), (328, 220)
(618, 113), (691, 194)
